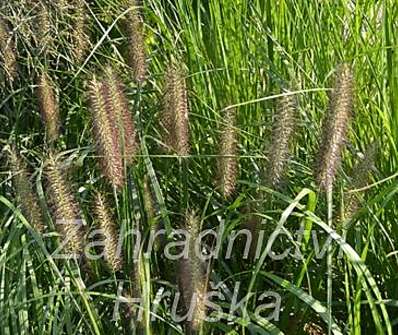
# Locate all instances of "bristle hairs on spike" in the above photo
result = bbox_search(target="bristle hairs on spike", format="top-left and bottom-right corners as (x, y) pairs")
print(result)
(341, 142), (377, 228)
(217, 107), (238, 198)
(70, 0), (90, 64)
(93, 191), (123, 272)
(124, 0), (147, 83)
(0, 17), (17, 83)
(104, 66), (138, 164)
(45, 152), (84, 255)
(161, 62), (190, 156)
(315, 63), (354, 192)
(8, 148), (45, 233)
(266, 89), (297, 189)
(178, 210), (208, 334)
(88, 75), (125, 189)
(37, 70), (60, 144)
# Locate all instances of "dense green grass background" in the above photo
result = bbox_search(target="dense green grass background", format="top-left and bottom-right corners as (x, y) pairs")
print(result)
(1, 0), (397, 334)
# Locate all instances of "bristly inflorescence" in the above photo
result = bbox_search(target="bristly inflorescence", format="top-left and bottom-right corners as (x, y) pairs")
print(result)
(37, 70), (60, 144)
(315, 63), (354, 192)
(0, 17), (17, 83)
(93, 191), (123, 272)
(104, 66), (138, 164)
(8, 149), (45, 233)
(89, 74), (125, 189)
(124, 0), (147, 83)
(34, 1), (53, 54)
(266, 90), (297, 189)
(217, 107), (238, 198)
(161, 63), (190, 156)
(178, 211), (208, 334)
(70, 0), (90, 64)
(45, 153), (84, 256)
(88, 69), (139, 188)
(341, 143), (377, 229)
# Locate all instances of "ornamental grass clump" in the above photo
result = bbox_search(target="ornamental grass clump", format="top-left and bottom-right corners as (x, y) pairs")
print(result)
(216, 107), (238, 198)
(93, 191), (123, 272)
(161, 63), (190, 156)
(8, 148), (45, 233)
(37, 70), (60, 144)
(178, 211), (208, 334)
(45, 153), (85, 256)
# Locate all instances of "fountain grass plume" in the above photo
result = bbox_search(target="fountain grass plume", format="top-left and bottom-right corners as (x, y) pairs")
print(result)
(93, 191), (123, 272)
(0, 17), (17, 83)
(315, 63), (354, 192)
(124, 0), (147, 83)
(217, 107), (238, 198)
(37, 70), (60, 144)
(45, 153), (84, 255)
(8, 148), (45, 233)
(88, 75), (125, 189)
(266, 89), (297, 189)
(178, 210), (208, 334)
(162, 63), (190, 156)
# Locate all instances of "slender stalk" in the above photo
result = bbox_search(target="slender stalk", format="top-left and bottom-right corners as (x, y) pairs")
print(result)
(326, 186), (333, 335)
